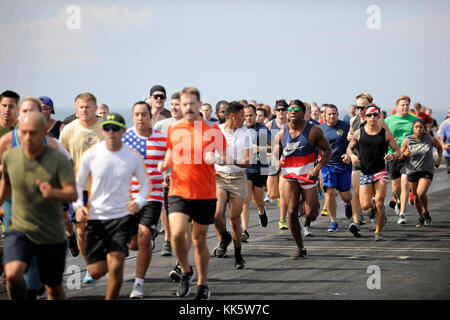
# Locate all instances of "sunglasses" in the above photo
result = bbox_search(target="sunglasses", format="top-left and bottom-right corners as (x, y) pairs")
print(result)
(152, 94), (166, 100)
(102, 124), (122, 132)
(356, 106), (366, 110)
(365, 113), (379, 118)
(277, 108), (287, 112)
(288, 106), (301, 112)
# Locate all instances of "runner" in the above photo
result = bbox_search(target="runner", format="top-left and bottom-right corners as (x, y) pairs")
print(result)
(401, 119), (443, 227)
(149, 85), (171, 126)
(201, 103), (218, 122)
(123, 102), (167, 299)
(318, 104), (353, 233)
(0, 112), (77, 300)
(241, 104), (271, 242)
(158, 87), (227, 300)
(440, 117), (450, 174)
(215, 100), (228, 124)
(74, 113), (150, 300)
(385, 96), (418, 224)
(347, 105), (401, 240)
(59, 92), (104, 283)
(347, 93), (374, 225)
(266, 100), (289, 230)
(0, 97), (77, 299)
(272, 100), (332, 258)
(96, 104), (110, 119)
(39, 96), (65, 139)
(154, 92), (182, 258)
(213, 101), (252, 270)
(0, 90), (19, 285)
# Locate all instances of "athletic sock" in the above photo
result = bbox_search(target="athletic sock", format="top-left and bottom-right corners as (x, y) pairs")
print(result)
(134, 278), (144, 286)
(234, 246), (241, 256)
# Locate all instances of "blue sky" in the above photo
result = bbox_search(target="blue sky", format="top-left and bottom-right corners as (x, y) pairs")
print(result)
(1, 0), (449, 124)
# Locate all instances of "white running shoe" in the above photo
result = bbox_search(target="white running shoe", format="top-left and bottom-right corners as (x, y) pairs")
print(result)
(397, 213), (407, 224)
(264, 193), (273, 203)
(303, 226), (312, 237)
(130, 283), (144, 299)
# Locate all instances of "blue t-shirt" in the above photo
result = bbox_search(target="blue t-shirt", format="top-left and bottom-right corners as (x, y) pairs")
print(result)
(442, 123), (450, 157)
(245, 122), (271, 173)
(319, 120), (350, 167)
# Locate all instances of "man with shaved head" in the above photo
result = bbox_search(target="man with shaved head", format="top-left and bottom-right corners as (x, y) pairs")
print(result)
(0, 112), (77, 300)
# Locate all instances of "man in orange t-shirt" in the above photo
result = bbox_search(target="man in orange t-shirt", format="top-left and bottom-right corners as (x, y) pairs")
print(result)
(158, 87), (226, 300)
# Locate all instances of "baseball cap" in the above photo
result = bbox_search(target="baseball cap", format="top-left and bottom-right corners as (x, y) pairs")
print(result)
(39, 96), (55, 114)
(150, 85), (166, 97)
(101, 113), (126, 129)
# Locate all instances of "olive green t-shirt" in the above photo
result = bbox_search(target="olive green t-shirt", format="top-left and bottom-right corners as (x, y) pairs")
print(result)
(0, 124), (13, 138)
(2, 145), (76, 244)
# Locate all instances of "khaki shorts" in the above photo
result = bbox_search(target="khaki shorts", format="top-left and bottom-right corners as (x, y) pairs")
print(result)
(216, 171), (248, 199)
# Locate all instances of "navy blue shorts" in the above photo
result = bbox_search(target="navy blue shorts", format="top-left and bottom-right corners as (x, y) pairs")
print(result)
(3, 230), (67, 287)
(321, 164), (352, 192)
(70, 191), (89, 223)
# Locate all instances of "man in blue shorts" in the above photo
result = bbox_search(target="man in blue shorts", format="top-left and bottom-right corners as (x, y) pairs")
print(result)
(319, 104), (353, 233)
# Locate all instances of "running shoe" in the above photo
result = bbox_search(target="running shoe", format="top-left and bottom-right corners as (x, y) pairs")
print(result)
(83, 271), (94, 284)
(129, 282), (144, 299)
(389, 197), (397, 209)
(161, 240), (172, 256)
(277, 198), (280, 207)
(344, 202), (353, 219)
(367, 207), (377, 220)
(177, 273), (191, 297)
(259, 208), (268, 228)
(423, 211), (432, 225)
(349, 222), (362, 237)
(278, 219), (288, 230)
(169, 263), (182, 283)
(327, 222), (338, 232)
(234, 254), (246, 270)
(290, 247), (307, 260)
(241, 230), (249, 242)
(303, 226), (312, 237)
(416, 217), (425, 228)
(374, 232), (384, 241)
(321, 208), (329, 216)
(215, 231), (232, 258)
(394, 202), (401, 216)
(264, 193), (273, 203)
(193, 285), (211, 300)
(67, 233), (79, 257)
(359, 215), (367, 225)
(397, 213), (407, 224)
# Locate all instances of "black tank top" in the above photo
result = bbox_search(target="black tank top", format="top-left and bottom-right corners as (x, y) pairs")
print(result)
(359, 126), (388, 175)
(49, 120), (63, 139)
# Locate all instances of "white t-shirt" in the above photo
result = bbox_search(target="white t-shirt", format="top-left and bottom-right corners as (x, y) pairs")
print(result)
(74, 141), (149, 220)
(215, 123), (252, 173)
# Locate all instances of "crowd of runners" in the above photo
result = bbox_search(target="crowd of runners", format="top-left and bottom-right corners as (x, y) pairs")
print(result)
(0, 86), (449, 300)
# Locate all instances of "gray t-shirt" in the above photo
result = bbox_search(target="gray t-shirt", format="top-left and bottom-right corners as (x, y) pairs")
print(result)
(405, 133), (435, 175)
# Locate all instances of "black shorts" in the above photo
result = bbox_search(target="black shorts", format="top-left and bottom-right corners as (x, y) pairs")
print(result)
(387, 158), (406, 180)
(168, 196), (216, 225)
(85, 215), (134, 264)
(246, 172), (268, 188)
(131, 201), (162, 236)
(3, 230), (67, 287)
(407, 171), (434, 183)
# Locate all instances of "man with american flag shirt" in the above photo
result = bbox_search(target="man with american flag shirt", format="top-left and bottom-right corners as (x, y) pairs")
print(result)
(122, 101), (167, 299)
